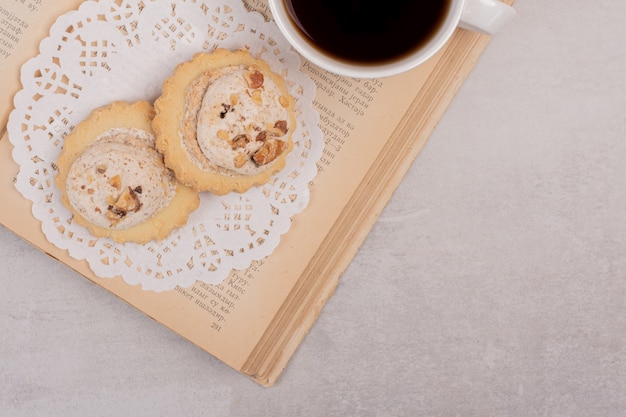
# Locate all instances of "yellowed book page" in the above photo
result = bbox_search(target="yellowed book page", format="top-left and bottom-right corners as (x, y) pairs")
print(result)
(0, 0), (84, 132)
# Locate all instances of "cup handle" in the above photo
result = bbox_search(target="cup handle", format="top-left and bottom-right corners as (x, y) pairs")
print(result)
(459, 0), (517, 35)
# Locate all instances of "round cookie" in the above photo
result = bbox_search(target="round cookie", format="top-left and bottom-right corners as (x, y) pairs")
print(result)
(153, 49), (296, 194)
(55, 101), (200, 243)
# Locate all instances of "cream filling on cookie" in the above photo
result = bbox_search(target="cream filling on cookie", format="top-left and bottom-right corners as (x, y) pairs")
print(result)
(195, 66), (291, 176)
(66, 128), (177, 230)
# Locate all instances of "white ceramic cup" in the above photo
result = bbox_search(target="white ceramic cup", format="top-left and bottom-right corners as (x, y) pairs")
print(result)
(269, 0), (517, 79)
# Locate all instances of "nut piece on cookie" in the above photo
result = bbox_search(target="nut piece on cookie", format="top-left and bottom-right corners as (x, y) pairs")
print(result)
(253, 138), (287, 166)
(153, 49), (296, 195)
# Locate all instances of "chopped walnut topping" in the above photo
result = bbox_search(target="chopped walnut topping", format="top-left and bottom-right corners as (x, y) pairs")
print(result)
(244, 69), (264, 89)
(109, 174), (122, 190)
(274, 120), (288, 135)
(115, 186), (141, 213)
(252, 138), (286, 166)
(250, 89), (263, 105)
(96, 164), (107, 174)
(106, 186), (142, 226)
(219, 103), (231, 119)
(217, 130), (230, 141)
(234, 153), (248, 169)
(106, 210), (121, 226)
(255, 130), (267, 142)
(266, 120), (289, 136)
(231, 134), (250, 149)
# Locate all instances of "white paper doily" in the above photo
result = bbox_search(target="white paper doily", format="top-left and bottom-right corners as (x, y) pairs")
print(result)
(7, 0), (322, 292)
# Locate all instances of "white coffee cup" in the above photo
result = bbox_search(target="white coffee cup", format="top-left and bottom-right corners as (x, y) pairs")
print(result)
(269, 0), (516, 79)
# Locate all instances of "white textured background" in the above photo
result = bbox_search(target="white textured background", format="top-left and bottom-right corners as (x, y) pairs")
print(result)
(2, 0), (625, 415)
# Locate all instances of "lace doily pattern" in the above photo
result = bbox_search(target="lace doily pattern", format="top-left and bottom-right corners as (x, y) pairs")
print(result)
(7, 0), (321, 292)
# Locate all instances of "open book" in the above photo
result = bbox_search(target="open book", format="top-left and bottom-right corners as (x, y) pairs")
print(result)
(0, 0), (514, 386)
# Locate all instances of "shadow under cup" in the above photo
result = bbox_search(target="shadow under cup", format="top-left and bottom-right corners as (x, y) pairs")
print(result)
(272, 0), (464, 78)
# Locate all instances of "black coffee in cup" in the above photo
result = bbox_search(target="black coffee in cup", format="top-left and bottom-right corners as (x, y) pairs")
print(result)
(283, 0), (452, 66)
